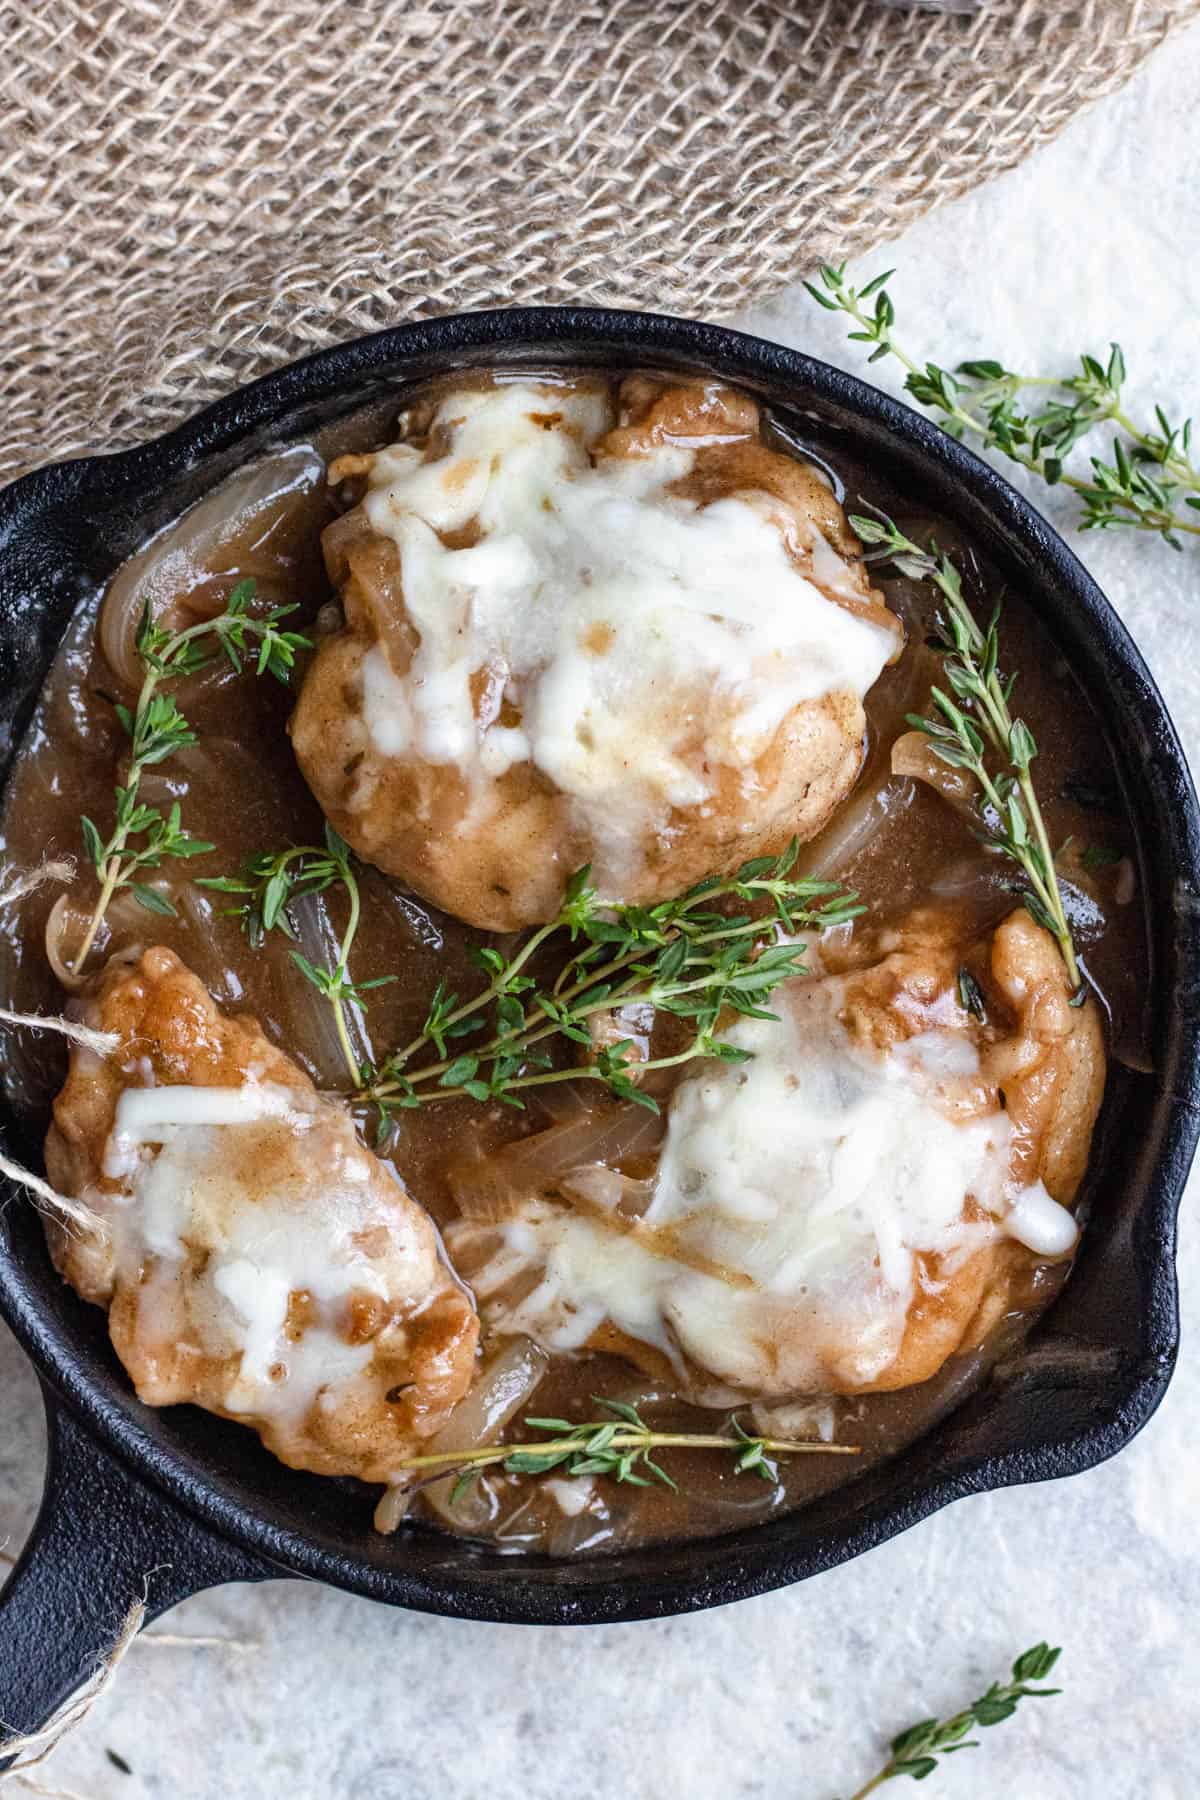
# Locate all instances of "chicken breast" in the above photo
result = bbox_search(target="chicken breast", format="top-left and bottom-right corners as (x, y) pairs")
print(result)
(45, 947), (478, 1481)
(448, 907), (1105, 1401)
(290, 376), (902, 931)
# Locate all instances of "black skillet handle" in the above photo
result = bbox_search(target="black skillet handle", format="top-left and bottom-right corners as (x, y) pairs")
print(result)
(0, 1385), (278, 1737)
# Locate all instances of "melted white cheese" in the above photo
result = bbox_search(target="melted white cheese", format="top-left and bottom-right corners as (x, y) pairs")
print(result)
(1004, 1178), (1080, 1256)
(357, 382), (898, 885)
(483, 986), (1078, 1393)
(103, 1079), (309, 1179)
(94, 1081), (436, 1424)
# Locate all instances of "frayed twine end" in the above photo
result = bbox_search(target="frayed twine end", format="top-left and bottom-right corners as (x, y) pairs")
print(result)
(0, 1156), (106, 1240)
(0, 858), (112, 1239)
(0, 1595), (145, 1779)
(0, 858), (75, 913)
(0, 1010), (117, 1060)
(0, 1589), (255, 1792)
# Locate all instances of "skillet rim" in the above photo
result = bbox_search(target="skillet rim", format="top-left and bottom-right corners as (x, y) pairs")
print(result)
(1, 304), (1197, 1624)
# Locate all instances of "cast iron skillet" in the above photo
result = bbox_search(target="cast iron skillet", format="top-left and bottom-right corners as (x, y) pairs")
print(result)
(1, 309), (1198, 1734)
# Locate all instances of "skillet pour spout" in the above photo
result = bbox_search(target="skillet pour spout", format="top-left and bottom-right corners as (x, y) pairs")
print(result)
(0, 307), (1197, 1736)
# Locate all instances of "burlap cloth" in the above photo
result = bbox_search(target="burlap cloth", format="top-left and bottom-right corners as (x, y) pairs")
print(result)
(2, 0), (1195, 483)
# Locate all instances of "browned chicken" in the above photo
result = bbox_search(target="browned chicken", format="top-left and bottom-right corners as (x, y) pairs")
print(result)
(45, 947), (478, 1481)
(813, 904), (1106, 1390)
(290, 376), (902, 931)
(448, 907), (1105, 1401)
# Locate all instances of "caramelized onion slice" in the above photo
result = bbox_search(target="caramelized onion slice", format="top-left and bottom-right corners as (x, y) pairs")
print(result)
(792, 633), (950, 884)
(374, 1336), (549, 1534)
(890, 730), (978, 820)
(750, 1398), (836, 1442)
(44, 894), (94, 992)
(794, 774), (912, 882)
(99, 445), (325, 688)
(447, 1103), (664, 1222)
(283, 890), (373, 1086)
(559, 1162), (657, 1221)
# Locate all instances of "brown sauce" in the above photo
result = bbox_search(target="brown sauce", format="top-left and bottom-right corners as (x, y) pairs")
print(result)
(0, 370), (1149, 1557)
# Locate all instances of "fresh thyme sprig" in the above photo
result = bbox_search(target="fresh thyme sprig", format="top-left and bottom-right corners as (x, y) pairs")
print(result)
(223, 838), (861, 1128)
(389, 1397), (858, 1509)
(805, 264), (1200, 548)
(852, 510), (1080, 992)
(844, 1643), (1062, 1796)
(198, 825), (392, 1088)
(71, 580), (310, 974)
(363, 846), (863, 1127)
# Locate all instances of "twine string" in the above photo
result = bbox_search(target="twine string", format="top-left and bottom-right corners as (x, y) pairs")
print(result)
(2, 1), (1194, 484)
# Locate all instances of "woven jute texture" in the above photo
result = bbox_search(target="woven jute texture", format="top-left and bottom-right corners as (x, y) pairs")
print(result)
(2, 0), (1196, 482)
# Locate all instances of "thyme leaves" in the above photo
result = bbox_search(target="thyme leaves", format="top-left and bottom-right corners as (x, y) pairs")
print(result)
(956, 967), (986, 1022)
(197, 825), (389, 1089)
(390, 1397), (858, 1504)
(72, 581), (310, 974)
(366, 845), (861, 1124)
(225, 837), (862, 1128)
(852, 512), (1081, 992)
(805, 263), (1199, 548)
(845, 1643), (1063, 1795)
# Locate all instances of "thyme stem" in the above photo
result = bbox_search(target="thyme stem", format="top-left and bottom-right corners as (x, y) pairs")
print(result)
(217, 842), (861, 1125)
(843, 1643), (1063, 1795)
(851, 512), (1081, 991)
(805, 265), (1200, 547)
(384, 917), (562, 1075)
(392, 1401), (857, 1510)
(73, 641), (191, 972)
(363, 855), (863, 1122)
(198, 827), (389, 1091)
(72, 582), (309, 977)
(392, 1429), (860, 1476)
(329, 854), (365, 1089)
(398, 1040), (729, 1106)
(70, 861), (124, 976)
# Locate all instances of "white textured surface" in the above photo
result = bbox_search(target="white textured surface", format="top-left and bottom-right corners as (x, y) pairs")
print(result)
(4, 29), (1200, 1796)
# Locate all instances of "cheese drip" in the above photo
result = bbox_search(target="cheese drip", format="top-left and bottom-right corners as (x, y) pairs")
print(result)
(357, 381), (899, 884)
(91, 1081), (434, 1424)
(477, 986), (1078, 1394)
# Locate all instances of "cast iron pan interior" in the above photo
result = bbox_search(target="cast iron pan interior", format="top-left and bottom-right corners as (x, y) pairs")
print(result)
(0, 310), (1197, 1729)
